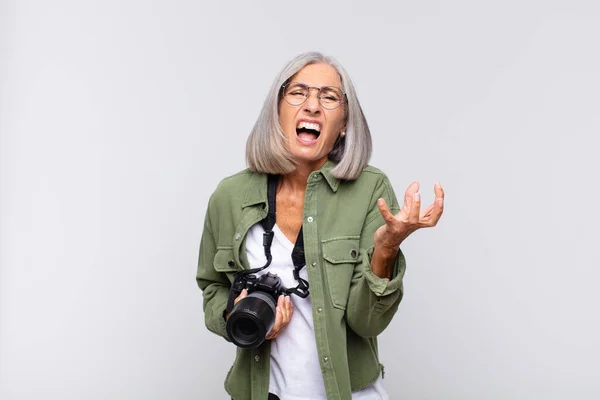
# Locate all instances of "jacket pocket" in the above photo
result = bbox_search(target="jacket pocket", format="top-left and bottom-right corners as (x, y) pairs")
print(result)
(321, 236), (361, 310)
(213, 247), (239, 283)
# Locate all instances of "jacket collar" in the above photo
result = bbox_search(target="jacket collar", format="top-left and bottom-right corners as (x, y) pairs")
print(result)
(241, 160), (341, 208)
(241, 172), (268, 208)
(320, 159), (341, 192)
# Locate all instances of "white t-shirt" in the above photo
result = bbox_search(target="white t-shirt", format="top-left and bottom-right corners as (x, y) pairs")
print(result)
(245, 223), (388, 400)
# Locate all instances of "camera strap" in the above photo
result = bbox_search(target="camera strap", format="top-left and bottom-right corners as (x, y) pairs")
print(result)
(261, 175), (310, 298)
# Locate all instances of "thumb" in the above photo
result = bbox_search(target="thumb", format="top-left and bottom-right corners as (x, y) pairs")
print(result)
(377, 198), (396, 225)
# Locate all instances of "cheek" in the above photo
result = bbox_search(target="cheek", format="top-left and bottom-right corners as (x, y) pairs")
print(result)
(328, 112), (346, 134)
(278, 103), (296, 129)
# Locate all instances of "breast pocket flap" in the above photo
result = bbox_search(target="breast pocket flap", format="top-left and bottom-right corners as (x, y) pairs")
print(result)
(213, 247), (239, 273)
(322, 236), (361, 264)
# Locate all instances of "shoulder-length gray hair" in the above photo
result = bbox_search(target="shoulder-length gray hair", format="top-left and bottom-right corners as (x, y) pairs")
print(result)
(246, 52), (372, 181)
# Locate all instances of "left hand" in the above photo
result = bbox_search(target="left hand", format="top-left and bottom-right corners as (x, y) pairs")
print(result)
(265, 295), (294, 340)
(374, 182), (445, 250)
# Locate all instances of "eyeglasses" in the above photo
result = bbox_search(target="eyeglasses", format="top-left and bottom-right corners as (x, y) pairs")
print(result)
(282, 82), (346, 110)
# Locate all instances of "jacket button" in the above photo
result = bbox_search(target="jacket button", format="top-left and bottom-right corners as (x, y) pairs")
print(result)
(228, 260), (235, 267)
(234, 233), (241, 240)
(317, 307), (322, 313)
(350, 249), (357, 258)
(307, 216), (313, 222)
(323, 356), (329, 363)
(255, 355), (260, 362)
(311, 262), (317, 267)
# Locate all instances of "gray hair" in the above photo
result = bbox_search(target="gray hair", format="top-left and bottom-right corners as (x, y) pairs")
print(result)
(245, 52), (372, 180)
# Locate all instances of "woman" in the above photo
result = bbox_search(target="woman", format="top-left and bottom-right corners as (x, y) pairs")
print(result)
(197, 52), (444, 400)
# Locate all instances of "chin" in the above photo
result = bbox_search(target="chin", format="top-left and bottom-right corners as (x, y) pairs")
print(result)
(290, 151), (327, 166)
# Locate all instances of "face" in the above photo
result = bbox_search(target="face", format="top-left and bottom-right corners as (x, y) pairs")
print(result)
(279, 63), (346, 170)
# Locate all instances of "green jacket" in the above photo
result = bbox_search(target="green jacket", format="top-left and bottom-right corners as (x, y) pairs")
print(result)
(196, 160), (406, 400)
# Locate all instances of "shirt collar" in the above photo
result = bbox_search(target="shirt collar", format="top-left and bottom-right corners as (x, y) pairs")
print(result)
(241, 160), (341, 208)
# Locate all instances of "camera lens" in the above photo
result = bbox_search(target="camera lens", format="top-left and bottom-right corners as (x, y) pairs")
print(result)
(237, 319), (255, 336)
(226, 291), (277, 348)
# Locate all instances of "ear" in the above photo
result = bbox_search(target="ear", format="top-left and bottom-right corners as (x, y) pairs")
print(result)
(340, 121), (347, 137)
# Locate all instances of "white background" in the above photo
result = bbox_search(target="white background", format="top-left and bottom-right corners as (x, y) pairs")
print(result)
(1, 0), (599, 399)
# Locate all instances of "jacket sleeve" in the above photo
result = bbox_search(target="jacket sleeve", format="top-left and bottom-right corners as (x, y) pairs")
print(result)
(345, 174), (407, 338)
(196, 201), (232, 342)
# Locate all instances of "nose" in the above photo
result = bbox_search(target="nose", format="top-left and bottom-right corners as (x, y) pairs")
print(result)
(303, 88), (321, 114)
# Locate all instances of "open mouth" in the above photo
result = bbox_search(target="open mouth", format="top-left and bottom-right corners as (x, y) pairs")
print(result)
(296, 121), (321, 142)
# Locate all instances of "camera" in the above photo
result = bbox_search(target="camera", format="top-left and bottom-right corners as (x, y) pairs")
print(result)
(225, 271), (286, 348)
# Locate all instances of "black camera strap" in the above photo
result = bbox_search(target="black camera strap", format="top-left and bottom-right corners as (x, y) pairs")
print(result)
(261, 175), (309, 298)
(260, 174), (278, 268)
(225, 175), (310, 314)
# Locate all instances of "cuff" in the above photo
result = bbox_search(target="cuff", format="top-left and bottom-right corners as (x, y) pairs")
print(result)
(361, 245), (406, 297)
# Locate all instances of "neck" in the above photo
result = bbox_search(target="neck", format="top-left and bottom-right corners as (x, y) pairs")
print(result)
(280, 159), (327, 192)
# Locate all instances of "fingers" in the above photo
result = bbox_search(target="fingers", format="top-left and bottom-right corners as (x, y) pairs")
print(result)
(408, 192), (420, 225)
(428, 182), (445, 227)
(279, 295), (290, 325)
(381, 182), (422, 223)
(379, 185), (420, 243)
(266, 297), (284, 340)
(434, 182), (445, 200)
(376, 181), (443, 244)
(233, 289), (248, 306)
(266, 295), (294, 340)
(377, 198), (397, 226)
(404, 181), (420, 208)
(406, 181), (420, 197)
(418, 182), (445, 227)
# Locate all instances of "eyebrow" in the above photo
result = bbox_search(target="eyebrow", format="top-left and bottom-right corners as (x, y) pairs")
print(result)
(289, 81), (342, 89)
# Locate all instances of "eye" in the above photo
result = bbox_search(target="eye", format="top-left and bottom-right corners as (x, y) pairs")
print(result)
(320, 88), (341, 102)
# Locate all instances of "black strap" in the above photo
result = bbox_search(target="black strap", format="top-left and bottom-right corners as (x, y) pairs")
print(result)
(260, 174), (278, 265)
(230, 175), (278, 280)
(288, 229), (309, 298)
(263, 175), (309, 298)
(291, 231), (305, 269)
(261, 175), (278, 232)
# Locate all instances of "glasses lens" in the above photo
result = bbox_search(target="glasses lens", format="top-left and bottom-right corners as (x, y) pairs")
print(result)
(319, 86), (343, 109)
(284, 83), (308, 106)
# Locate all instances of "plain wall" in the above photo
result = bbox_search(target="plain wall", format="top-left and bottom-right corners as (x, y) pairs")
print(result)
(1, 0), (599, 399)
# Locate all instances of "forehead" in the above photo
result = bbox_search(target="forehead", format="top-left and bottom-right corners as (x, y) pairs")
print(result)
(291, 63), (341, 87)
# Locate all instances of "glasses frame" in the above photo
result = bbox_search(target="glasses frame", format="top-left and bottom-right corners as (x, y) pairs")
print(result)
(281, 82), (347, 110)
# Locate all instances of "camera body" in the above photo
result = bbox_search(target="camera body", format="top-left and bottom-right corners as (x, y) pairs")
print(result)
(228, 271), (284, 305)
(225, 271), (285, 348)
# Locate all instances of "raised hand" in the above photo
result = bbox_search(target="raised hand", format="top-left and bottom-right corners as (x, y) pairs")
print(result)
(374, 182), (445, 250)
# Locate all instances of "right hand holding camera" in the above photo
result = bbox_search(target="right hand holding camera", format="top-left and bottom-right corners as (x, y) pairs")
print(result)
(225, 289), (249, 321)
